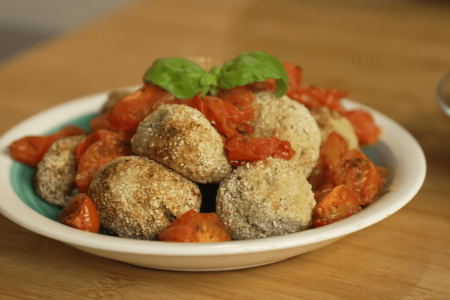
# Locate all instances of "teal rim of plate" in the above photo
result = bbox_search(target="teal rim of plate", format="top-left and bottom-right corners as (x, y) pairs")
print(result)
(10, 112), (96, 221)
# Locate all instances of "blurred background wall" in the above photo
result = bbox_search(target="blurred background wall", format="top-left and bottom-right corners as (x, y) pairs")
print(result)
(0, 0), (135, 62)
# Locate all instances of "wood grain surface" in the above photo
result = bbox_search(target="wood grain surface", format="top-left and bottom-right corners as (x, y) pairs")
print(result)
(1, 0), (450, 299)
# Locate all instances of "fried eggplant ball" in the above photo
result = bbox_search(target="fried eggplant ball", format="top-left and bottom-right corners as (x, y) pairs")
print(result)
(216, 158), (315, 240)
(252, 91), (321, 177)
(131, 104), (232, 184)
(311, 107), (359, 150)
(89, 156), (202, 240)
(34, 135), (85, 206)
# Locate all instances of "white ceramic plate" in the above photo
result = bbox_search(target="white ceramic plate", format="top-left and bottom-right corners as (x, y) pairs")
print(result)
(0, 89), (426, 271)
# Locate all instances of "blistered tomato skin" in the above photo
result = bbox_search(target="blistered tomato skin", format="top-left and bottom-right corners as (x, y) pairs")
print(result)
(192, 93), (255, 137)
(89, 114), (118, 133)
(158, 210), (231, 243)
(225, 134), (296, 167)
(308, 132), (348, 196)
(76, 129), (131, 160)
(58, 193), (100, 233)
(309, 132), (386, 206)
(245, 63), (301, 95)
(283, 62), (303, 94)
(343, 109), (381, 146)
(107, 83), (194, 133)
(76, 130), (132, 193)
(9, 126), (85, 168)
(312, 185), (361, 227)
(332, 149), (382, 206)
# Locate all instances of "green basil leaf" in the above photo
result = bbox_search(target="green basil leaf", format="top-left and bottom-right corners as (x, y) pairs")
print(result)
(143, 57), (213, 98)
(217, 51), (288, 97)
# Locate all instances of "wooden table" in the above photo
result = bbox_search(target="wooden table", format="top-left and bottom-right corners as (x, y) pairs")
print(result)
(1, 0), (449, 299)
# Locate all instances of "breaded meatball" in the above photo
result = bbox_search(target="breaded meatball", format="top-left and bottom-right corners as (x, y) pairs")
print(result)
(216, 158), (315, 240)
(252, 91), (321, 177)
(88, 156), (202, 240)
(131, 104), (232, 184)
(100, 89), (132, 115)
(311, 107), (359, 150)
(34, 135), (85, 206)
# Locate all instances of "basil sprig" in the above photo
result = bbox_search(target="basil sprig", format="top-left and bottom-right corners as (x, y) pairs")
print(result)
(143, 57), (218, 99)
(143, 52), (288, 99)
(217, 51), (288, 98)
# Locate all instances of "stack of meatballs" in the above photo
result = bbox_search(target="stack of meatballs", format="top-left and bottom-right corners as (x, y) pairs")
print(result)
(34, 57), (360, 241)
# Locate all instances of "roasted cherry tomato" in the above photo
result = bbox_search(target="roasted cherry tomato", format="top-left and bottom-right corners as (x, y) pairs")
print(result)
(309, 132), (385, 206)
(245, 62), (302, 95)
(308, 132), (348, 194)
(343, 109), (381, 146)
(225, 134), (295, 167)
(89, 113), (118, 133)
(76, 130), (131, 193)
(107, 83), (193, 132)
(192, 93), (255, 136)
(246, 79), (276, 93)
(58, 193), (100, 233)
(312, 185), (361, 227)
(217, 86), (255, 134)
(283, 62), (303, 94)
(312, 183), (335, 204)
(158, 209), (231, 242)
(287, 84), (347, 113)
(218, 85), (254, 104)
(332, 149), (382, 206)
(9, 126), (85, 168)
(319, 131), (349, 169)
(76, 129), (131, 160)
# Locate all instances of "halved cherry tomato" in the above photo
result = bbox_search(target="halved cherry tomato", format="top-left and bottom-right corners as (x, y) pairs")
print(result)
(89, 114), (118, 133)
(320, 131), (349, 168)
(225, 134), (295, 167)
(343, 109), (381, 146)
(192, 93), (255, 136)
(246, 79), (276, 93)
(308, 132), (385, 206)
(287, 84), (347, 114)
(158, 209), (231, 242)
(283, 62), (303, 94)
(308, 132), (348, 194)
(245, 62), (302, 95)
(312, 185), (361, 227)
(218, 85), (254, 104)
(332, 149), (382, 206)
(58, 193), (100, 233)
(107, 83), (193, 132)
(76, 129), (131, 160)
(282, 62), (346, 112)
(76, 130), (132, 193)
(312, 183), (335, 204)
(9, 126), (85, 168)
(218, 86), (255, 135)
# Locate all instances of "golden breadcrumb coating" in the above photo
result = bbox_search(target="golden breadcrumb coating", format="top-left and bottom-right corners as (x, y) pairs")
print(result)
(311, 107), (359, 150)
(252, 91), (321, 177)
(34, 135), (85, 206)
(131, 104), (232, 184)
(216, 158), (315, 240)
(89, 156), (202, 240)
